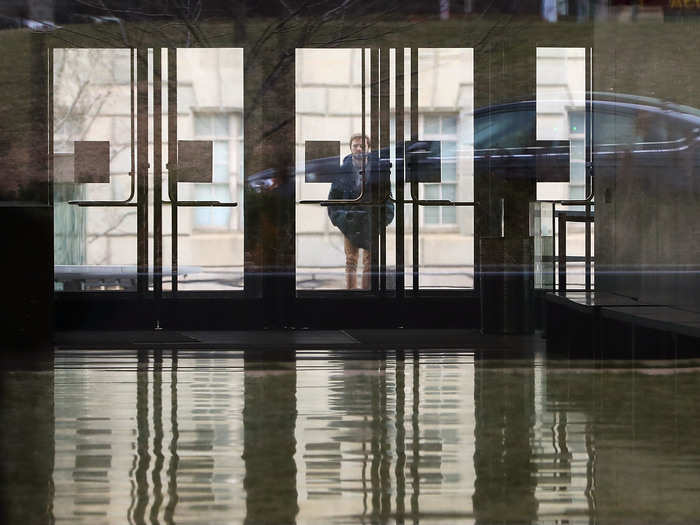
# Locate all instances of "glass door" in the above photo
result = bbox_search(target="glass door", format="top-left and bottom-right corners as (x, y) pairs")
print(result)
(293, 47), (477, 326)
(53, 47), (258, 330)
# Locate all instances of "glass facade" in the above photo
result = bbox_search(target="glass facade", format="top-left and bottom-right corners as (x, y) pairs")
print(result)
(3, 4), (700, 525)
(0, 0), (696, 325)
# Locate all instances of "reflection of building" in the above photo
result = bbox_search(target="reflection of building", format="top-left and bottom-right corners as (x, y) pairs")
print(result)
(294, 354), (477, 521)
(473, 360), (538, 523)
(532, 360), (593, 521)
(243, 355), (298, 524)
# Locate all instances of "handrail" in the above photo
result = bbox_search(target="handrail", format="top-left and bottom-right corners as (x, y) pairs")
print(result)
(69, 49), (236, 210)
(69, 49), (137, 208)
(164, 162), (237, 207)
(393, 199), (476, 206)
(298, 160), (370, 205)
(164, 200), (237, 207)
(301, 196), (477, 207)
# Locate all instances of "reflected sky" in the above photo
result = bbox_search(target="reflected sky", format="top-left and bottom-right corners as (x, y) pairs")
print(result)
(14, 351), (700, 524)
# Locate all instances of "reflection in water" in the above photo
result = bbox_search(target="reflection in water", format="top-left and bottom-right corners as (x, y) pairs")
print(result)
(43, 351), (700, 524)
(244, 352), (298, 524)
(473, 359), (536, 524)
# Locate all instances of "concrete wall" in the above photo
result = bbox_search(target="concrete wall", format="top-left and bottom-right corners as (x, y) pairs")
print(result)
(593, 22), (700, 311)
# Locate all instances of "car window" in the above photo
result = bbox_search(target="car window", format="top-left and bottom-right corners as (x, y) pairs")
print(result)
(662, 113), (694, 142)
(475, 109), (534, 149)
(593, 109), (636, 145)
(594, 107), (672, 145)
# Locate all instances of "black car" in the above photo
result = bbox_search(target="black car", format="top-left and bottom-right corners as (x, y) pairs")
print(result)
(251, 93), (700, 194)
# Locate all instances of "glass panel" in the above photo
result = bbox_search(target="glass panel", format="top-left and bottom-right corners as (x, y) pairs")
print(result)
(535, 47), (590, 287)
(530, 201), (554, 290)
(174, 48), (244, 290)
(441, 140), (456, 160)
(295, 48), (369, 291)
(442, 206), (457, 225)
(442, 163), (457, 183)
(442, 183), (456, 202)
(409, 48), (474, 289)
(442, 115), (457, 135)
(194, 186), (232, 229)
(424, 207), (439, 225)
(212, 185), (232, 228)
(405, 204), (474, 290)
(194, 189), (210, 226)
(424, 115), (440, 135)
(424, 184), (440, 200)
(213, 140), (229, 166)
(214, 114), (229, 136)
(213, 164), (229, 184)
(53, 49), (136, 291)
(442, 140), (457, 183)
(536, 47), (586, 202)
(194, 115), (212, 136)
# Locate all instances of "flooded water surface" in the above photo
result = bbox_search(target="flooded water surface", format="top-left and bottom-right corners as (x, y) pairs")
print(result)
(6, 350), (700, 524)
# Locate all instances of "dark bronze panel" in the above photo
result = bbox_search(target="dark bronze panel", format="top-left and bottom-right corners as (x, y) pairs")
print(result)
(304, 140), (340, 183)
(405, 140), (441, 183)
(74, 140), (110, 183)
(176, 140), (213, 183)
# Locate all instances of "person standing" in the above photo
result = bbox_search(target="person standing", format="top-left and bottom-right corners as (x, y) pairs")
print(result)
(327, 133), (394, 290)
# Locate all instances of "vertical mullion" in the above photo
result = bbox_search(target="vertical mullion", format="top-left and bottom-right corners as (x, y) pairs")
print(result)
(410, 48), (419, 292)
(48, 49), (54, 206)
(370, 49), (379, 294)
(137, 48), (149, 295)
(558, 212), (567, 293)
(380, 48), (390, 294)
(585, 47), (592, 291)
(153, 49), (163, 308)
(396, 48), (405, 297)
(168, 49), (178, 292)
(362, 49), (366, 197)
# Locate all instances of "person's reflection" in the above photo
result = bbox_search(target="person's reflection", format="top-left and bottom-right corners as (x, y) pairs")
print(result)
(472, 356), (537, 524)
(243, 351), (298, 524)
(306, 352), (392, 521)
(327, 351), (412, 523)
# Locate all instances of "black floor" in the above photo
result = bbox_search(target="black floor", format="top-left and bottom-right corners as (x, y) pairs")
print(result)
(54, 328), (545, 352)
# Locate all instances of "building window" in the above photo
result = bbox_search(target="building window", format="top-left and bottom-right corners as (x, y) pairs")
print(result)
(193, 113), (233, 229)
(421, 114), (458, 225)
(568, 109), (586, 201)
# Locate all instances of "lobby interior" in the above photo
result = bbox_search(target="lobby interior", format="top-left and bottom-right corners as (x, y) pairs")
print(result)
(2, 1), (700, 523)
